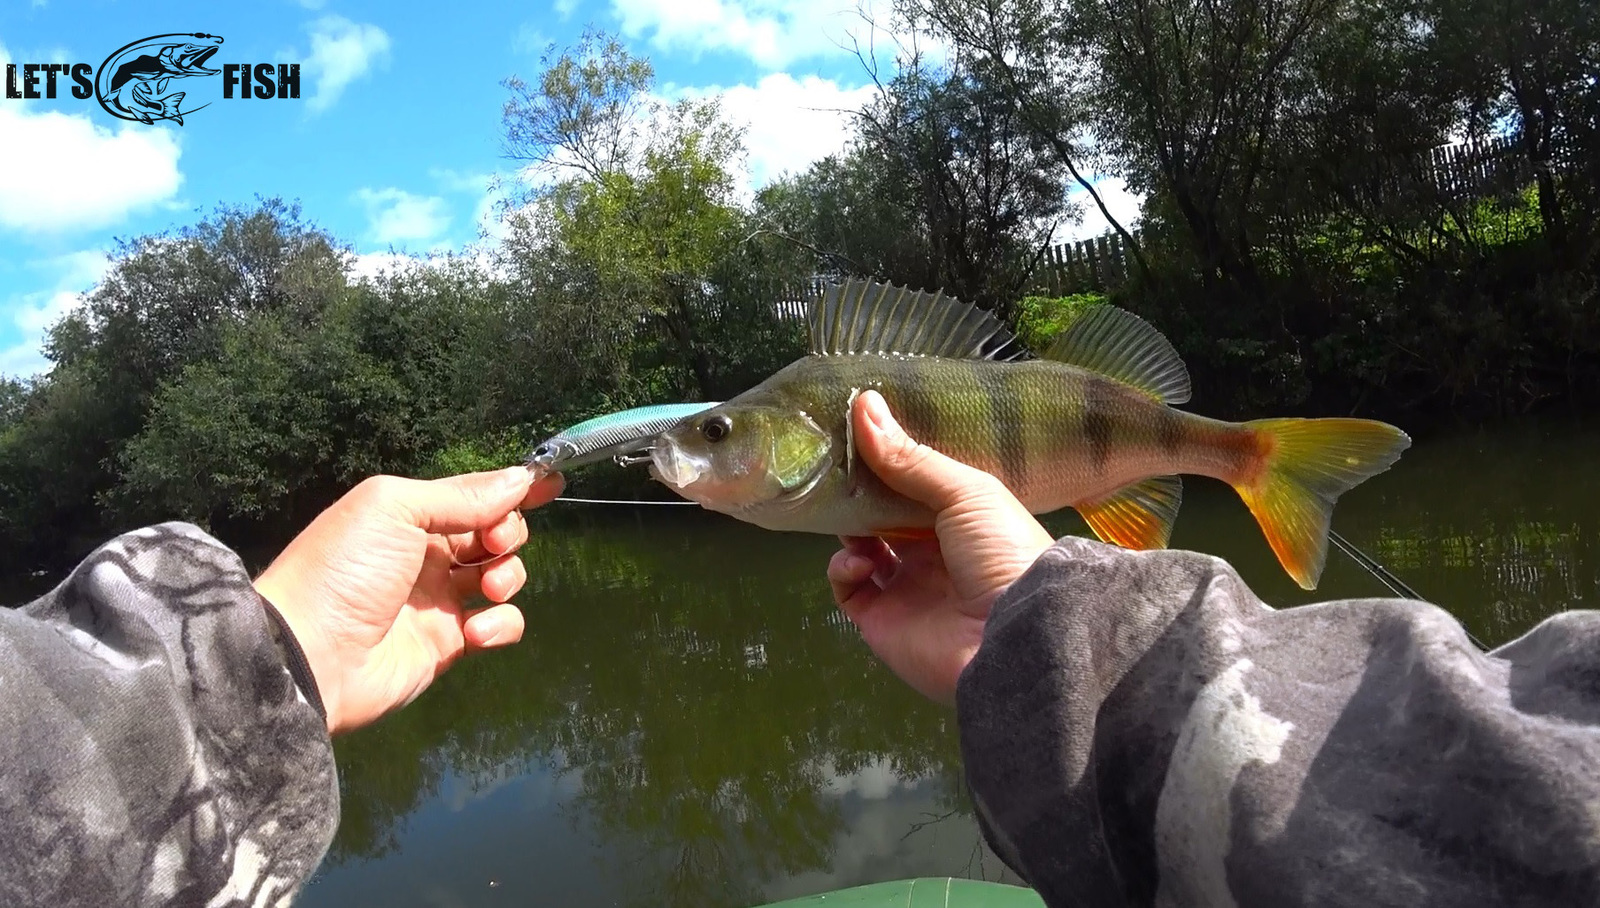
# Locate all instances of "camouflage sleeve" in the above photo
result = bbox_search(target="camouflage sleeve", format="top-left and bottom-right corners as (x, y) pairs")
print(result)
(956, 535), (1600, 908)
(0, 521), (339, 908)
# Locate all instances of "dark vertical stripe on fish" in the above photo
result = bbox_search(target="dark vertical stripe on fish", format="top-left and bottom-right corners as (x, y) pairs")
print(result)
(895, 359), (941, 444)
(981, 364), (1027, 488)
(1084, 376), (1116, 472)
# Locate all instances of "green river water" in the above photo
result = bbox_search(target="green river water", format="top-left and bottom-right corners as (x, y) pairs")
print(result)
(295, 416), (1597, 908)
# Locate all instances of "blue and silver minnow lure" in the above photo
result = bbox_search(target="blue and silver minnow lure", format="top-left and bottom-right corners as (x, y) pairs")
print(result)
(524, 402), (720, 473)
(453, 402), (720, 568)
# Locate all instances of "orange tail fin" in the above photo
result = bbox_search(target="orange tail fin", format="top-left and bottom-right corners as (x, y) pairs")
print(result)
(1234, 418), (1411, 590)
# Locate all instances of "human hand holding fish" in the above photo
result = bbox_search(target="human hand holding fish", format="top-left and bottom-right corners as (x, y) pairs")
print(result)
(827, 390), (1054, 706)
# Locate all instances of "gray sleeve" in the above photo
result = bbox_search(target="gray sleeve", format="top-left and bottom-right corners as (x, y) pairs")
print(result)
(955, 535), (1600, 908)
(0, 521), (340, 908)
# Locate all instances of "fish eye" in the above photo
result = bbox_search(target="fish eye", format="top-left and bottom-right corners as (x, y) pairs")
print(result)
(701, 414), (732, 443)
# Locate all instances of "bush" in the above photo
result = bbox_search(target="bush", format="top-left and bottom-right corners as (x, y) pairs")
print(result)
(1013, 293), (1108, 352)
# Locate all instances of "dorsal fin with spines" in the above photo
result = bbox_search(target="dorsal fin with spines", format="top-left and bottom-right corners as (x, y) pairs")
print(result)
(808, 279), (1026, 361)
(1043, 304), (1191, 404)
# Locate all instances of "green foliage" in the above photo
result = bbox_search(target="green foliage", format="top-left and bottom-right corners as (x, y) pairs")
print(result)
(900, 0), (1598, 419)
(418, 432), (532, 481)
(501, 28), (657, 182)
(499, 30), (805, 403)
(1013, 293), (1107, 352)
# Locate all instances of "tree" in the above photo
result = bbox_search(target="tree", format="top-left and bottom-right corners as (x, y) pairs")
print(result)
(756, 57), (1069, 322)
(0, 201), (354, 573)
(498, 31), (804, 401)
(501, 28), (656, 183)
(108, 255), (544, 531)
(1421, 0), (1600, 251)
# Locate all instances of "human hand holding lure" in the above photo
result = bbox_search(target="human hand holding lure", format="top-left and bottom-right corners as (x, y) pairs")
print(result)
(447, 402), (719, 568)
(256, 468), (563, 734)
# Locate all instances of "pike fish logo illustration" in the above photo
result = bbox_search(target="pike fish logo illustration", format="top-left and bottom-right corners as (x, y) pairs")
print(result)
(95, 33), (223, 125)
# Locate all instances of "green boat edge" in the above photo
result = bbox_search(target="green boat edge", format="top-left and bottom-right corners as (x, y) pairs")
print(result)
(750, 878), (1045, 908)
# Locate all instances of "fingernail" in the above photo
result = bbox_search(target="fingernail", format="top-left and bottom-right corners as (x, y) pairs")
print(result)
(497, 466), (531, 491)
(479, 621), (506, 646)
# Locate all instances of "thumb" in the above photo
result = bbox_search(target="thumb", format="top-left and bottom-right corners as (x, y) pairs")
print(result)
(853, 390), (1004, 510)
(390, 467), (534, 535)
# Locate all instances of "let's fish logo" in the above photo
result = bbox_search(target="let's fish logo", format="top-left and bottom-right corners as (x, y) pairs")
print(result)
(96, 33), (224, 125)
(3, 32), (301, 126)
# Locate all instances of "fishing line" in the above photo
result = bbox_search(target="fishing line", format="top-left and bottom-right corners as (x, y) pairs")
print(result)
(472, 482), (1475, 643)
(552, 496), (699, 505)
(1329, 529), (1489, 650)
(1328, 529), (1423, 600)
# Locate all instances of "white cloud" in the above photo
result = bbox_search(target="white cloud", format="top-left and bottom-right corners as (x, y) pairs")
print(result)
(424, 168), (517, 245)
(0, 250), (111, 378)
(514, 23), (550, 55)
(430, 168), (491, 195)
(301, 16), (391, 114)
(354, 187), (452, 246)
(0, 44), (183, 235)
(0, 107), (184, 234)
(610, 0), (899, 69)
(554, 0), (581, 19)
(668, 73), (875, 194)
(343, 248), (500, 285)
(821, 757), (907, 800)
(1058, 176), (1144, 242)
(439, 171), (518, 244)
(345, 251), (427, 283)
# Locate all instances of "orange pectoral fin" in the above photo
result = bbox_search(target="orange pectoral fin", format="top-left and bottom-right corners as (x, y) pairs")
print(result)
(1075, 475), (1184, 551)
(873, 526), (939, 542)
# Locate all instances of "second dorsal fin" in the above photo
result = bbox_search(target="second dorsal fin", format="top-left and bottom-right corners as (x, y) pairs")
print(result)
(1044, 305), (1191, 405)
(809, 279), (1025, 361)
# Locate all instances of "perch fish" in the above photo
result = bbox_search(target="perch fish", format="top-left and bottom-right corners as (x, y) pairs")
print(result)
(645, 278), (1411, 590)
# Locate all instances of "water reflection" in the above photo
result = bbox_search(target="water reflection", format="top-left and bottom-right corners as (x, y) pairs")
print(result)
(303, 511), (1012, 908)
(299, 417), (1597, 908)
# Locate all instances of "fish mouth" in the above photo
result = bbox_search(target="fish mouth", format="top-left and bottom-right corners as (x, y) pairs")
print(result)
(648, 438), (711, 491)
(169, 43), (221, 75)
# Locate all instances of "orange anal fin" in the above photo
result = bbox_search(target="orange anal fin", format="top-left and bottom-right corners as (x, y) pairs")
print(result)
(1075, 475), (1184, 551)
(873, 526), (939, 542)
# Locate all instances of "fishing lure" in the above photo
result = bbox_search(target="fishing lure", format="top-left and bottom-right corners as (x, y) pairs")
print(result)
(451, 402), (718, 568)
(524, 402), (721, 474)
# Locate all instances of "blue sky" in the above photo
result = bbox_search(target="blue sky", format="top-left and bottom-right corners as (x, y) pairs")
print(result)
(0, 0), (1138, 378)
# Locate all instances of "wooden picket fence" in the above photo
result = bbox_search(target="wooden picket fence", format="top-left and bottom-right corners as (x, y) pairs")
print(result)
(1033, 232), (1135, 295)
(1420, 135), (1524, 198)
